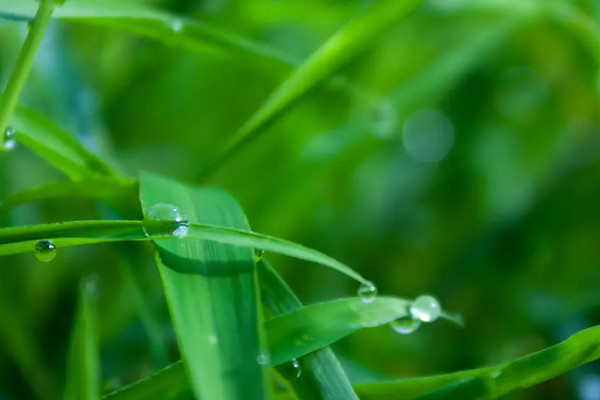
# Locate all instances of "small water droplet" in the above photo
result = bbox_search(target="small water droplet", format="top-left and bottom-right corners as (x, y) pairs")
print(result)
(34, 240), (56, 262)
(279, 358), (302, 380)
(171, 19), (183, 32)
(357, 281), (377, 303)
(372, 100), (398, 139)
(143, 203), (189, 238)
(254, 249), (264, 262)
(3, 127), (16, 150)
(390, 316), (421, 334)
(256, 353), (270, 366)
(409, 295), (441, 322)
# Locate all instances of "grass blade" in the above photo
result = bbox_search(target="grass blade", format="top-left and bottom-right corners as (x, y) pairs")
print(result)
(257, 258), (358, 400)
(0, 177), (137, 211)
(102, 293), (453, 400)
(348, 325), (600, 399)
(10, 106), (119, 179)
(64, 277), (101, 400)
(139, 171), (266, 400)
(200, 0), (425, 177)
(0, 219), (366, 283)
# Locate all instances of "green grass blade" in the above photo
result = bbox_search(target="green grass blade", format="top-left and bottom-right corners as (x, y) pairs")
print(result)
(0, 177), (137, 211)
(347, 325), (600, 399)
(10, 106), (120, 179)
(0, 220), (366, 283)
(139, 171), (267, 400)
(257, 258), (358, 400)
(64, 278), (101, 400)
(200, 0), (425, 177)
(102, 293), (452, 400)
(0, 0), (293, 67)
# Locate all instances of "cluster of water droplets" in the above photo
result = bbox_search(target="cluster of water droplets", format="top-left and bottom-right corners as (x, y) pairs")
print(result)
(3, 127), (16, 150)
(143, 203), (189, 238)
(357, 281), (441, 335)
(34, 240), (56, 262)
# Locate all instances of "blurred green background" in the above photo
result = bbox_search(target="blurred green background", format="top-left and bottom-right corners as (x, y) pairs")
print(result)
(1, 0), (600, 399)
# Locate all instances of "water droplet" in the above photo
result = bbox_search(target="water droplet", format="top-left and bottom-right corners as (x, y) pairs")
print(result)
(254, 249), (264, 262)
(409, 295), (441, 323)
(3, 127), (16, 150)
(357, 281), (377, 303)
(256, 353), (270, 366)
(390, 316), (421, 334)
(34, 240), (56, 262)
(279, 358), (302, 380)
(372, 100), (398, 139)
(403, 109), (454, 163)
(171, 19), (183, 33)
(143, 203), (189, 238)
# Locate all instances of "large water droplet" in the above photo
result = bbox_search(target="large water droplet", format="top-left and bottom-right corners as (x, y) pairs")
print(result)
(143, 203), (189, 238)
(390, 316), (421, 334)
(3, 127), (16, 150)
(357, 281), (377, 303)
(279, 358), (302, 380)
(409, 295), (441, 323)
(34, 240), (56, 262)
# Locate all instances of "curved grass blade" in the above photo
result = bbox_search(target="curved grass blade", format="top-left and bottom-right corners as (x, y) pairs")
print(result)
(199, 0), (425, 177)
(258, 258), (358, 400)
(10, 106), (119, 179)
(0, 221), (366, 283)
(0, 177), (137, 211)
(0, 0), (293, 67)
(347, 324), (600, 399)
(64, 277), (101, 400)
(102, 294), (445, 400)
(139, 172), (267, 400)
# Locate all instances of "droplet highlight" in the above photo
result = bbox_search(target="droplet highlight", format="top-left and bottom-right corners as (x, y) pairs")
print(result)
(3, 127), (16, 150)
(390, 316), (421, 334)
(143, 203), (189, 238)
(357, 281), (378, 303)
(279, 358), (302, 380)
(409, 295), (441, 323)
(256, 353), (270, 366)
(34, 240), (56, 262)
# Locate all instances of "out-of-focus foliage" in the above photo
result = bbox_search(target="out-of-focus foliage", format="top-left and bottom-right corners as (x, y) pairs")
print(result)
(1, 0), (600, 399)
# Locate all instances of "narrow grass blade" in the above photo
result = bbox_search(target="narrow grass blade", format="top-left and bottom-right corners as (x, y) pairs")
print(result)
(0, 177), (137, 211)
(102, 293), (452, 400)
(200, 0), (425, 177)
(258, 258), (358, 400)
(0, 0), (292, 67)
(0, 220), (366, 283)
(0, 0), (54, 147)
(10, 106), (119, 179)
(347, 325), (600, 399)
(64, 277), (101, 400)
(139, 172), (266, 400)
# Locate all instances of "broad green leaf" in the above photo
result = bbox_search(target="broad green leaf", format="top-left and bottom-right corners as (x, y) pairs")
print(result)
(102, 293), (452, 400)
(257, 258), (358, 400)
(0, 177), (137, 210)
(200, 0), (425, 176)
(139, 171), (266, 400)
(10, 106), (120, 179)
(64, 277), (100, 400)
(0, 220), (366, 283)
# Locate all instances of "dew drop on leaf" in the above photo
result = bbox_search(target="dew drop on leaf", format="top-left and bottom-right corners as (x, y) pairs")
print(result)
(3, 127), (16, 150)
(357, 280), (378, 303)
(143, 203), (189, 238)
(279, 358), (302, 380)
(34, 240), (56, 262)
(409, 295), (441, 322)
(390, 316), (421, 334)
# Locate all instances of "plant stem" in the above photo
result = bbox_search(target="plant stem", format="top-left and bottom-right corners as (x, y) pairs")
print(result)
(0, 0), (55, 150)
